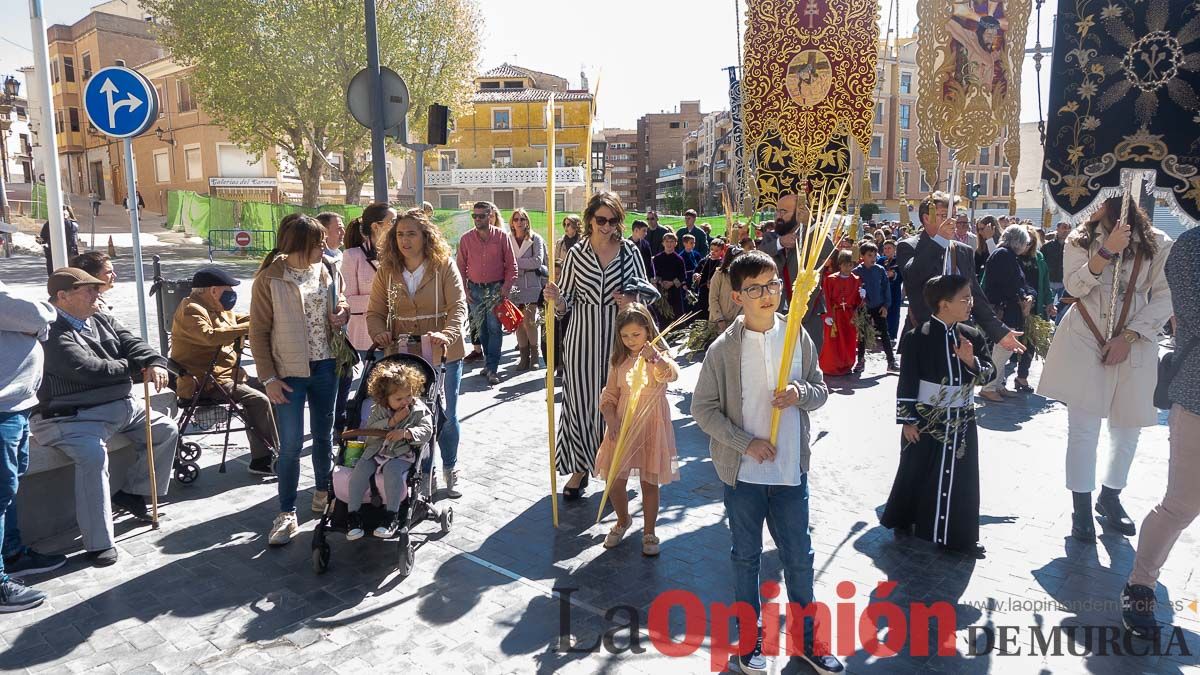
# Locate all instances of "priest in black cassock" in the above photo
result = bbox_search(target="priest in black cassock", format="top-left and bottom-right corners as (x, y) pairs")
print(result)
(881, 274), (995, 558)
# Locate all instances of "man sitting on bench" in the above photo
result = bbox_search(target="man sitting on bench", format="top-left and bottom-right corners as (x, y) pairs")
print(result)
(29, 268), (177, 567)
(170, 267), (278, 476)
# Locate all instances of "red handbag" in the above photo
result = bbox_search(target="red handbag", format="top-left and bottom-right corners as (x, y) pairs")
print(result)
(493, 298), (524, 334)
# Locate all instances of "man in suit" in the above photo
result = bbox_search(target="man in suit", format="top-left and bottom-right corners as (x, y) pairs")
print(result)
(896, 192), (1024, 352)
(759, 193), (835, 351)
(676, 209), (709, 252)
(28, 268), (177, 567)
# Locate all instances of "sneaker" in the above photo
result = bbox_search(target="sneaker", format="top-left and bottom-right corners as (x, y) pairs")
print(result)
(85, 547), (119, 567)
(486, 371), (500, 386)
(853, 360), (865, 373)
(311, 490), (330, 514)
(248, 456), (274, 476)
(111, 490), (152, 522)
(737, 631), (768, 674)
(4, 549), (67, 578)
(1122, 583), (1158, 640)
(887, 361), (900, 372)
(345, 512), (365, 541)
(0, 577), (46, 613)
(373, 511), (400, 538)
(464, 350), (483, 363)
(800, 639), (845, 674)
(444, 469), (461, 499)
(268, 512), (298, 546)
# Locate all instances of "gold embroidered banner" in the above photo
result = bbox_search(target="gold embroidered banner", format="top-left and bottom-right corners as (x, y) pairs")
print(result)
(915, 0), (1030, 191)
(742, 0), (880, 209)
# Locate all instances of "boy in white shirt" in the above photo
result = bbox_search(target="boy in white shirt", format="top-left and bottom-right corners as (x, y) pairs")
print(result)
(691, 250), (843, 675)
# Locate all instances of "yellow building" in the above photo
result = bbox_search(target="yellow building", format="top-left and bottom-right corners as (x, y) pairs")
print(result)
(426, 64), (593, 212)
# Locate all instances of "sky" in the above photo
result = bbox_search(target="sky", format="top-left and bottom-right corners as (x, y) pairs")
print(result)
(0, 0), (1057, 129)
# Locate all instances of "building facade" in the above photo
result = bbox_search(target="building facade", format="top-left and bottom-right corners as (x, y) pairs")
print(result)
(683, 110), (734, 214)
(636, 100), (704, 212)
(602, 128), (638, 210)
(0, 96), (34, 185)
(425, 64), (593, 212)
(850, 37), (1013, 216)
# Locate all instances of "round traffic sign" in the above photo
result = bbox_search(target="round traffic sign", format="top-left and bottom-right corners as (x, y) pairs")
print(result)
(346, 67), (410, 132)
(234, 231), (252, 247)
(83, 66), (159, 139)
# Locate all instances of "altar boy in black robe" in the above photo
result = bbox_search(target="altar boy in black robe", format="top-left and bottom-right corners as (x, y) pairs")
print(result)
(881, 274), (995, 558)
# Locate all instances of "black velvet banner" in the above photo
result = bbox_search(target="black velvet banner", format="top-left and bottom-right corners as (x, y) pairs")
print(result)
(1041, 0), (1200, 223)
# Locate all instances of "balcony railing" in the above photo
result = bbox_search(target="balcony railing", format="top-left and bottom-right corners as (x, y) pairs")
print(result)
(426, 165), (587, 187)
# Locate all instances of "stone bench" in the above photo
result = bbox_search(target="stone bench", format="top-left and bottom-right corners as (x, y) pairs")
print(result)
(17, 391), (178, 546)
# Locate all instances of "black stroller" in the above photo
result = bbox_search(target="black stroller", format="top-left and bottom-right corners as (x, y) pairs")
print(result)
(311, 351), (453, 576)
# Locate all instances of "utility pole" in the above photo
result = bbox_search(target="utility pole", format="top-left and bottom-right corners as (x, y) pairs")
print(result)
(364, 0), (388, 203)
(29, 0), (68, 269)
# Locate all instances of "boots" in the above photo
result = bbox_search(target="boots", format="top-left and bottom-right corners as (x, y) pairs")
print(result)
(516, 345), (531, 371)
(1071, 491), (1096, 542)
(527, 344), (541, 370)
(1096, 486), (1137, 536)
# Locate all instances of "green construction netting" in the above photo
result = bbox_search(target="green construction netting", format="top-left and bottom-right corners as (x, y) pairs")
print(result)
(166, 190), (368, 240)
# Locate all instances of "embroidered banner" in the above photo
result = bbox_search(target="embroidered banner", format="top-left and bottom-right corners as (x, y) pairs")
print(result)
(915, 0), (1030, 192)
(1041, 0), (1200, 224)
(727, 67), (754, 215)
(741, 0), (880, 209)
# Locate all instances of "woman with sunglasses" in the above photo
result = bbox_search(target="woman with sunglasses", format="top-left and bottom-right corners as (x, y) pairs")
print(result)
(544, 192), (649, 500)
(508, 208), (548, 370)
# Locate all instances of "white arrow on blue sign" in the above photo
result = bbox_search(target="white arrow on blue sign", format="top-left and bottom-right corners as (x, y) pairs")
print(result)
(83, 66), (159, 138)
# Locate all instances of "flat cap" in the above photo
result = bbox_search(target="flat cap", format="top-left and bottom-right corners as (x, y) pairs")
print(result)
(191, 267), (240, 288)
(47, 267), (105, 297)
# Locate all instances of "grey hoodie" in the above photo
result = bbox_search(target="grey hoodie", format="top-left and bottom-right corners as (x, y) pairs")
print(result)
(0, 281), (56, 413)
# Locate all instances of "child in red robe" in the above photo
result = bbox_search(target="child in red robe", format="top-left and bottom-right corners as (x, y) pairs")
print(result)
(819, 249), (862, 376)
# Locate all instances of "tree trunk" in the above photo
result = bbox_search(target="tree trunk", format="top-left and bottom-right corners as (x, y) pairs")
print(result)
(300, 157), (324, 208)
(342, 167), (366, 205)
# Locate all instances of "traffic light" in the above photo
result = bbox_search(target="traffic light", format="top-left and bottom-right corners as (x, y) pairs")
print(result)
(427, 104), (450, 145)
(969, 183), (982, 202)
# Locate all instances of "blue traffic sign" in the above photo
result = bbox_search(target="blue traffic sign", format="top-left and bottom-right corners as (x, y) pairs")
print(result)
(83, 66), (158, 138)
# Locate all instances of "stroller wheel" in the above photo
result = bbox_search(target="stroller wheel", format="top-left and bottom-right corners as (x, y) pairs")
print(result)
(174, 462), (200, 484)
(312, 542), (331, 575)
(439, 506), (453, 533)
(179, 442), (202, 463)
(399, 539), (415, 577)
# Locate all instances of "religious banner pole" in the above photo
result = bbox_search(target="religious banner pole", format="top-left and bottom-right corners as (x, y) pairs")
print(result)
(544, 95), (559, 528)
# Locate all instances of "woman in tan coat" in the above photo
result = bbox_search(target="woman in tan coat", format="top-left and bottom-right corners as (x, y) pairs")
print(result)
(1038, 197), (1172, 542)
(707, 245), (744, 332)
(367, 208), (469, 498)
(250, 214), (350, 546)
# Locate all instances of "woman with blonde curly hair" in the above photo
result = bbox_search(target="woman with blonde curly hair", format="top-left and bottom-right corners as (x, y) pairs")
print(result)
(366, 208), (469, 498)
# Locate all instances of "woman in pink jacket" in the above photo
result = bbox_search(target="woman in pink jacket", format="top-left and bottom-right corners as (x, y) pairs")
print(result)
(342, 203), (397, 354)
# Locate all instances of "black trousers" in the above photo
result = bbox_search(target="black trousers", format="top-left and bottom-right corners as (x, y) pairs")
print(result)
(858, 305), (896, 362)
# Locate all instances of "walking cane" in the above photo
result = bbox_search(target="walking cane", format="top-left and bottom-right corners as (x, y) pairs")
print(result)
(142, 371), (161, 529)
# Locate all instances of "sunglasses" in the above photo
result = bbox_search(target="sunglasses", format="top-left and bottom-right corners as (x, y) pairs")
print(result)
(471, 213), (490, 220)
(593, 216), (622, 226)
(511, 216), (528, 222)
(740, 279), (784, 299)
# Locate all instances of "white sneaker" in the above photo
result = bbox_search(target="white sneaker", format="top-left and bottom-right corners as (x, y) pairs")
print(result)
(311, 490), (329, 514)
(346, 512), (364, 541)
(373, 512), (400, 538)
(268, 512), (298, 546)
(445, 469), (461, 498)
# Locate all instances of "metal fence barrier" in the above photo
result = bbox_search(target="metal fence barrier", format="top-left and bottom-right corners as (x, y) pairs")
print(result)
(206, 229), (276, 262)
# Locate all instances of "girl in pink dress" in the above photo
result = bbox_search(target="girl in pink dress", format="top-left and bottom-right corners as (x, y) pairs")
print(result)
(595, 303), (680, 556)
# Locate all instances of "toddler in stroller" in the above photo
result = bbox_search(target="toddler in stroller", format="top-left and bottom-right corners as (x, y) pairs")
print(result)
(345, 360), (434, 540)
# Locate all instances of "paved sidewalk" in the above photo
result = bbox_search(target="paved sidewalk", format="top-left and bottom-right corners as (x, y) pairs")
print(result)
(0, 259), (1194, 672)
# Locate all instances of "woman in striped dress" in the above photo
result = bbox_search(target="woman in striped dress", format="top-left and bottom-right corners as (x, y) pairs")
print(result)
(544, 192), (649, 500)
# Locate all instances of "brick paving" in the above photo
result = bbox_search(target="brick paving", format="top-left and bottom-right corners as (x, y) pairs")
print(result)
(1, 252), (1196, 673)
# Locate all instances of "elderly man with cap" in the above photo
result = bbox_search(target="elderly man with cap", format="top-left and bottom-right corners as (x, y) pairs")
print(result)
(29, 268), (177, 567)
(170, 267), (278, 476)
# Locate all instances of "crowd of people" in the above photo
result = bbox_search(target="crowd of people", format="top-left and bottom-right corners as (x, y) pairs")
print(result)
(0, 188), (1195, 675)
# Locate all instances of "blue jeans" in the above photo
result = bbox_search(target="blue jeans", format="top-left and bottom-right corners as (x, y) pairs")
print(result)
(422, 358), (462, 474)
(1050, 282), (1067, 326)
(0, 411), (30, 574)
(274, 359), (337, 513)
(723, 476), (816, 646)
(469, 282), (503, 372)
